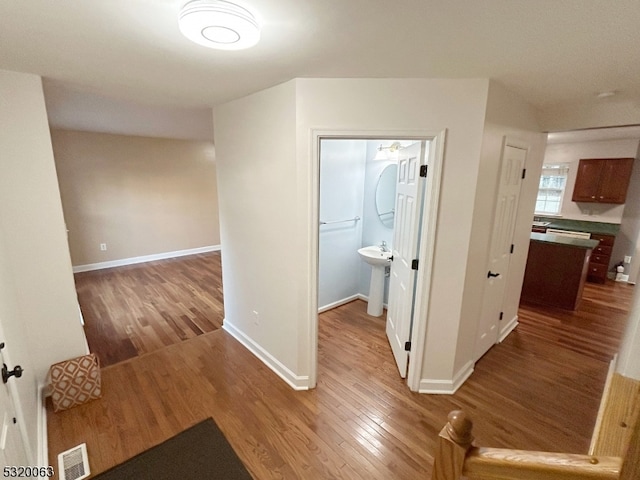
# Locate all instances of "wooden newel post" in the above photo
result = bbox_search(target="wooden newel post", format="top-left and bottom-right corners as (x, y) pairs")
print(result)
(432, 410), (474, 480)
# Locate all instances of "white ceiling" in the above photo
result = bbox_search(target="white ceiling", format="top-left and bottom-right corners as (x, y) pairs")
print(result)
(1, 0), (640, 137)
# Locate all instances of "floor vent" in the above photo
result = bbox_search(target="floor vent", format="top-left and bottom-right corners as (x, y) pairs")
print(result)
(58, 443), (90, 480)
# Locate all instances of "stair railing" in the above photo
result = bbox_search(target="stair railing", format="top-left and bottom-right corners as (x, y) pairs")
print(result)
(431, 410), (634, 480)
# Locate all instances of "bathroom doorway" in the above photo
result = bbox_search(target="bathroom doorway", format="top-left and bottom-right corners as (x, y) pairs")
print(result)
(313, 131), (445, 390)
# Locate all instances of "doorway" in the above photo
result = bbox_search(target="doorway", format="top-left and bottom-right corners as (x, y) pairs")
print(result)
(311, 130), (446, 391)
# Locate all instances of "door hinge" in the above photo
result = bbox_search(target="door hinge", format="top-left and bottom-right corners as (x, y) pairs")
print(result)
(411, 259), (419, 270)
(521, 168), (526, 179)
(499, 311), (504, 320)
(404, 341), (411, 351)
(510, 244), (514, 254)
(420, 165), (428, 177)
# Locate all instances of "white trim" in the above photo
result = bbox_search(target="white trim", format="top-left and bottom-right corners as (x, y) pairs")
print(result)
(407, 131), (447, 391)
(498, 315), (519, 343)
(310, 129), (447, 394)
(37, 382), (48, 468)
(72, 245), (221, 273)
(418, 361), (474, 395)
(222, 320), (310, 391)
(318, 294), (367, 313)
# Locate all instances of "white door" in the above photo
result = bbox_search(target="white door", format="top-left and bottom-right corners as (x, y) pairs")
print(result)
(474, 141), (527, 361)
(386, 141), (424, 378)
(0, 345), (28, 469)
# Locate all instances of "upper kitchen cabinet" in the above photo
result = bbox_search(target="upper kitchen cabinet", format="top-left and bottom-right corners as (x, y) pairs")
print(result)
(572, 158), (634, 204)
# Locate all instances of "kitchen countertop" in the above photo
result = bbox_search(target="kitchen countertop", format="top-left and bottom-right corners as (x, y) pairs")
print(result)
(530, 232), (600, 249)
(533, 217), (620, 236)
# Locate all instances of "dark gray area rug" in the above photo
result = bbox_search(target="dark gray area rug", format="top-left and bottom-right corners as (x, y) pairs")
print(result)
(93, 418), (253, 479)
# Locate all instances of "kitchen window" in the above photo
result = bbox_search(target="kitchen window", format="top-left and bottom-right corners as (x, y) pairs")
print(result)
(535, 164), (569, 215)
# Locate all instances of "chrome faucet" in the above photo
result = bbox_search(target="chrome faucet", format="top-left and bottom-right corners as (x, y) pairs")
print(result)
(380, 241), (389, 252)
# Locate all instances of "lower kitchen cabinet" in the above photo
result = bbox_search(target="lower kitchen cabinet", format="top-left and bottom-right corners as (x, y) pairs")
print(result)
(587, 234), (615, 283)
(522, 237), (595, 310)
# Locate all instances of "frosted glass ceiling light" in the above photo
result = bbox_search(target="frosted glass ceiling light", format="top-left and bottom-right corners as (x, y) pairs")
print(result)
(179, 0), (260, 50)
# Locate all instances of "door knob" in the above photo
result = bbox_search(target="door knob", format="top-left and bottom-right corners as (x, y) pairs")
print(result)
(2, 364), (23, 383)
(487, 271), (500, 278)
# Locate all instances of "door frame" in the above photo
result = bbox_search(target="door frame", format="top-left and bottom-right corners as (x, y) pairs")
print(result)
(308, 128), (446, 391)
(473, 136), (530, 361)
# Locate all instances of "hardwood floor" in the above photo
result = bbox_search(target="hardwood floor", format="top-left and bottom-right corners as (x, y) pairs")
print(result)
(49, 255), (634, 479)
(74, 252), (224, 367)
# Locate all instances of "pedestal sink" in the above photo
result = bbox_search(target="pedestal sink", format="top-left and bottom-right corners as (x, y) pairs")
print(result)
(358, 246), (392, 316)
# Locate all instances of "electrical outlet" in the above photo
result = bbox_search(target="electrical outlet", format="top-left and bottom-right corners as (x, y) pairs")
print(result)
(252, 310), (259, 325)
(100, 243), (107, 251)
(624, 255), (632, 264)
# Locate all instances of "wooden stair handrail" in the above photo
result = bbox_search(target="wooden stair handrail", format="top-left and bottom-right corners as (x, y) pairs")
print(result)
(464, 447), (621, 480)
(432, 410), (624, 480)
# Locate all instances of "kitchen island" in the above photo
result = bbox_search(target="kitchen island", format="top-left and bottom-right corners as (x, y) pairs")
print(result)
(521, 233), (600, 310)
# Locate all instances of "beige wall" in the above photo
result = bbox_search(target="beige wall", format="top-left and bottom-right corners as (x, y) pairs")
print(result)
(51, 129), (220, 267)
(0, 70), (89, 462)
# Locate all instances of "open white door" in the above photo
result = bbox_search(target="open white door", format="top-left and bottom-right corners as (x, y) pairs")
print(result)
(474, 140), (528, 361)
(0, 345), (28, 469)
(386, 141), (424, 378)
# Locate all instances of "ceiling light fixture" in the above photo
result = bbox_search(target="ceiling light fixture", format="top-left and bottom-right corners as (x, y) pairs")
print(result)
(179, 0), (260, 50)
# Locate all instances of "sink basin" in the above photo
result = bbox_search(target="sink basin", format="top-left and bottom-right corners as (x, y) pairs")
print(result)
(358, 246), (392, 317)
(357, 246), (392, 266)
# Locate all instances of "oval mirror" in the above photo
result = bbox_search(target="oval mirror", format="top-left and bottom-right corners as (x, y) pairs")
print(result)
(375, 164), (397, 229)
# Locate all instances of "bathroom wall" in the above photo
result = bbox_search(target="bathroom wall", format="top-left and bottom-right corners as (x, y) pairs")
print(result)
(359, 140), (412, 301)
(318, 140), (366, 310)
(319, 139), (408, 311)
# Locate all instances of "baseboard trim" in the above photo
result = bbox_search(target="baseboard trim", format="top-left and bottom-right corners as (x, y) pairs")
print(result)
(37, 382), (48, 467)
(499, 315), (519, 343)
(222, 319), (310, 391)
(589, 354), (618, 455)
(418, 361), (474, 395)
(72, 245), (221, 273)
(319, 294), (364, 313)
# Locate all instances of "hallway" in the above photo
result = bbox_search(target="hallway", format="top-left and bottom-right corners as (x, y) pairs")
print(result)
(50, 255), (633, 478)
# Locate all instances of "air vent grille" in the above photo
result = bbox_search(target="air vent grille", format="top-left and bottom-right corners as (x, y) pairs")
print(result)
(58, 443), (90, 480)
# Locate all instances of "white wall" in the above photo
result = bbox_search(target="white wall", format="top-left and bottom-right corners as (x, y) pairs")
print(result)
(538, 97), (640, 132)
(296, 78), (491, 389)
(215, 77), (491, 390)
(612, 143), (640, 274)
(543, 139), (639, 223)
(618, 284), (640, 380)
(626, 143), (640, 283)
(214, 77), (549, 392)
(460, 82), (546, 375)
(214, 80), (307, 387)
(0, 69), (89, 462)
(318, 140), (366, 310)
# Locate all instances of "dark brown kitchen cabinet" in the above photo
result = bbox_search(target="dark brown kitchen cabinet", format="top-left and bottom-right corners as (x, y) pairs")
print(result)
(587, 233), (615, 283)
(572, 158), (634, 204)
